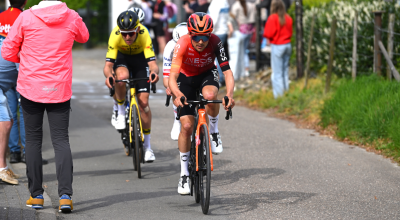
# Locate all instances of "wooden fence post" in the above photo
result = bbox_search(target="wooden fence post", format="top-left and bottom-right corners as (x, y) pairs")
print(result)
(379, 41), (400, 82)
(352, 11), (358, 82)
(387, 13), (395, 80)
(304, 14), (316, 89)
(373, 11), (384, 75)
(325, 17), (337, 94)
(295, 0), (304, 79)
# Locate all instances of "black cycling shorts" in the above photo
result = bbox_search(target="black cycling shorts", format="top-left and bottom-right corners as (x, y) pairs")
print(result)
(114, 51), (150, 94)
(177, 66), (220, 116)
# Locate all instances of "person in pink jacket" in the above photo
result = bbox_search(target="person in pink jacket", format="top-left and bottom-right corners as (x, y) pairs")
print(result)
(1, 0), (89, 212)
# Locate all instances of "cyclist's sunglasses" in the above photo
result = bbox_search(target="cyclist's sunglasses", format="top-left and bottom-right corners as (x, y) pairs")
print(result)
(120, 27), (139, 38)
(191, 33), (211, 42)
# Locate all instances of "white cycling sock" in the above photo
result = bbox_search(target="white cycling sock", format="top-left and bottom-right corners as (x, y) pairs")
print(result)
(0, 166), (8, 172)
(113, 100), (118, 112)
(208, 114), (219, 134)
(180, 151), (190, 176)
(144, 134), (151, 150)
(117, 103), (125, 116)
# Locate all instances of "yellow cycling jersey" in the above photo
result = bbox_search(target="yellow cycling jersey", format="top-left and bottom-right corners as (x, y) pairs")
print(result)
(106, 24), (156, 63)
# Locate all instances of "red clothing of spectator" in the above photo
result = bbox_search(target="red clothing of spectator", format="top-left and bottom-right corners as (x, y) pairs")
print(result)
(0, 7), (22, 38)
(263, 13), (292, 45)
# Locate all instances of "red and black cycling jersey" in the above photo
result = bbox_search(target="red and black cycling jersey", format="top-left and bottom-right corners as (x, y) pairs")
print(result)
(170, 34), (230, 77)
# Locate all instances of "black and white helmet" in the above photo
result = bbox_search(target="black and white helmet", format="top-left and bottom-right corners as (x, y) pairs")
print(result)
(129, 7), (145, 23)
(172, 22), (188, 42)
(117, 10), (140, 31)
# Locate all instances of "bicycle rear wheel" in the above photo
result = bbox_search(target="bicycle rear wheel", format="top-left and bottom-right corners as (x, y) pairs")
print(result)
(199, 124), (211, 214)
(132, 106), (141, 178)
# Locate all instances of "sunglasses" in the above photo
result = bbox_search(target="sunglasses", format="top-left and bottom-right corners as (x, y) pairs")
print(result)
(191, 34), (210, 43)
(120, 27), (139, 38)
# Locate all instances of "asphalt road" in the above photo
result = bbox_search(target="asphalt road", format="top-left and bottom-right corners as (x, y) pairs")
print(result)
(37, 49), (400, 219)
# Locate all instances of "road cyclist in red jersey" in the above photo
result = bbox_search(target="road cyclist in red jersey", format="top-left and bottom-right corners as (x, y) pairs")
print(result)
(168, 12), (235, 195)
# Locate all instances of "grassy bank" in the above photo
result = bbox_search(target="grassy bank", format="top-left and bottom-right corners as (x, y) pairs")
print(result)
(235, 74), (400, 162)
(321, 75), (400, 160)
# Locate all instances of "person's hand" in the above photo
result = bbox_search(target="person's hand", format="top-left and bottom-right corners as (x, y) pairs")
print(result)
(166, 87), (172, 96)
(153, 12), (161, 19)
(223, 95), (235, 111)
(174, 95), (187, 108)
(149, 73), (159, 83)
(106, 76), (114, 89)
(228, 31), (233, 39)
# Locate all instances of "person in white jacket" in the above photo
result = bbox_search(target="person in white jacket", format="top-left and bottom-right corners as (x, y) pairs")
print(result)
(208, 0), (230, 86)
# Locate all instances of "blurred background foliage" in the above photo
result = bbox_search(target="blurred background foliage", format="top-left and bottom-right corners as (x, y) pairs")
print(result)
(288, 0), (400, 78)
(25, 0), (109, 47)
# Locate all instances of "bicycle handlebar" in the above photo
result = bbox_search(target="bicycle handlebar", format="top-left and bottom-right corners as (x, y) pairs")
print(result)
(175, 96), (233, 121)
(108, 77), (153, 96)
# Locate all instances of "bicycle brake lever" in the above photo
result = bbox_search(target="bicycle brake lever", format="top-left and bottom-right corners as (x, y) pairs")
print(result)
(109, 77), (115, 97)
(176, 96), (185, 120)
(223, 96), (232, 120)
(165, 95), (171, 107)
(151, 74), (156, 93)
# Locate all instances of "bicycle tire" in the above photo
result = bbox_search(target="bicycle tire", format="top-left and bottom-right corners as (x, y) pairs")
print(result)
(192, 118), (200, 203)
(199, 124), (211, 214)
(132, 106), (141, 178)
(130, 128), (137, 171)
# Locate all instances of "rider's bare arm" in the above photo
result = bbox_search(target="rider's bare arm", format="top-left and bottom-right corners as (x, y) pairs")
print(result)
(212, 37), (235, 110)
(147, 60), (159, 83)
(222, 69), (235, 110)
(104, 61), (115, 88)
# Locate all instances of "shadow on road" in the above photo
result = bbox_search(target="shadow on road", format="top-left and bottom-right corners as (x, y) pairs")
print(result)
(212, 168), (286, 187)
(73, 191), (176, 213)
(206, 191), (317, 215)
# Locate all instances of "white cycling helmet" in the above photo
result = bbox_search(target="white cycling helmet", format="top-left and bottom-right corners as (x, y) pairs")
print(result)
(173, 22), (188, 42)
(129, 7), (145, 23)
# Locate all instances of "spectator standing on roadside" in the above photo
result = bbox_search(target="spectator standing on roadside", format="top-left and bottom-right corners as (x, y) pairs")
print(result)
(0, 0), (27, 186)
(208, 0), (230, 85)
(183, 0), (198, 20)
(152, 0), (167, 57)
(141, 0), (153, 27)
(195, 0), (209, 13)
(231, 0), (256, 78)
(263, 0), (292, 98)
(2, 0), (89, 212)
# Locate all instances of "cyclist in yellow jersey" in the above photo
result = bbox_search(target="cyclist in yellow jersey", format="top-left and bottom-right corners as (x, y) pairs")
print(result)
(104, 11), (159, 162)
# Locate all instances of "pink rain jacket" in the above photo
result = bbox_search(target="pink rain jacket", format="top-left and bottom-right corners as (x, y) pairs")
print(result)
(1, 3), (89, 103)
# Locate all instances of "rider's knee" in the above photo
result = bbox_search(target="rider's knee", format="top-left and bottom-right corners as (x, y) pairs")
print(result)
(138, 100), (149, 113)
(202, 91), (217, 100)
(181, 122), (193, 135)
(115, 68), (129, 80)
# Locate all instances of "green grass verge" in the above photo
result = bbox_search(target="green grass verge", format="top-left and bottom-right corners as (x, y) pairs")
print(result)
(321, 75), (400, 160)
(235, 75), (341, 120)
(235, 74), (400, 162)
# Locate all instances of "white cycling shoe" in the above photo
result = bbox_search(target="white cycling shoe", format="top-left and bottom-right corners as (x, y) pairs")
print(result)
(114, 114), (126, 130)
(210, 133), (223, 155)
(177, 175), (191, 195)
(171, 121), (181, 141)
(111, 110), (118, 128)
(144, 149), (155, 163)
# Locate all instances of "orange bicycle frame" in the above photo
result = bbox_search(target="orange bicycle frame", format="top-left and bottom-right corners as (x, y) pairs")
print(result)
(195, 108), (214, 172)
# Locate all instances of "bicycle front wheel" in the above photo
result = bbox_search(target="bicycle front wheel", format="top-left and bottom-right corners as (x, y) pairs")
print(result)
(132, 106), (141, 178)
(199, 124), (211, 214)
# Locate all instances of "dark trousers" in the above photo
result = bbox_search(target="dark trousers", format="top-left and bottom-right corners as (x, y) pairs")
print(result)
(21, 96), (73, 197)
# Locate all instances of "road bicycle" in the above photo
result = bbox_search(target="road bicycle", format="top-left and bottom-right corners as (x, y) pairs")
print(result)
(109, 75), (156, 179)
(167, 94), (232, 214)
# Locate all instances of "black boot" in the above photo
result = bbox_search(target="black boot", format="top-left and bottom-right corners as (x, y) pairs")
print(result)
(10, 152), (21, 163)
(21, 152), (25, 163)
